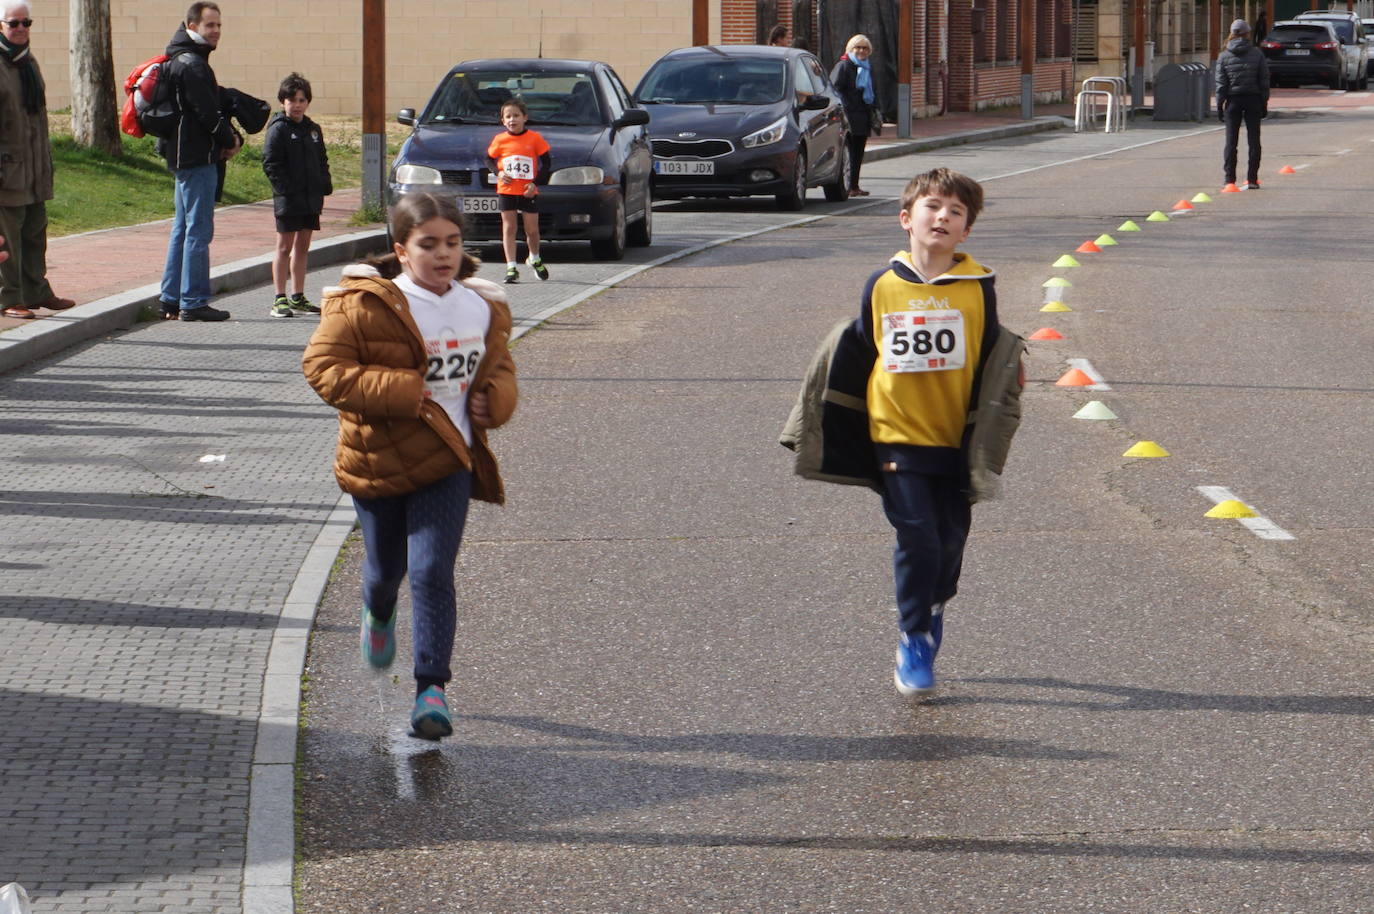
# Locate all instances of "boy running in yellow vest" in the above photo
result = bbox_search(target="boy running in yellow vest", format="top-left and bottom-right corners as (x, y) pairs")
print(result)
(859, 168), (998, 697)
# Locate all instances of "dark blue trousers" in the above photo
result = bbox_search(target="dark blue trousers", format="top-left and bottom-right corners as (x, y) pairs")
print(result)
(880, 463), (971, 636)
(352, 470), (472, 689)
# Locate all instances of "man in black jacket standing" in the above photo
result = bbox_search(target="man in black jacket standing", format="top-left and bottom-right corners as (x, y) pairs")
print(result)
(1215, 18), (1270, 191)
(157, 1), (240, 322)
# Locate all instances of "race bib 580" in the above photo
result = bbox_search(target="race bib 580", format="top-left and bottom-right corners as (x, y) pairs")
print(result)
(881, 309), (966, 373)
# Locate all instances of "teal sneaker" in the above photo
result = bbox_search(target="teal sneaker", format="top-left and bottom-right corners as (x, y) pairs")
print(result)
(359, 607), (396, 668)
(410, 685), (453, 740)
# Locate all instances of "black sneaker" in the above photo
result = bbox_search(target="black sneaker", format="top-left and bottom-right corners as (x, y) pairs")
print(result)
(529, 258), (550, 281)
(160, 300), (179, 320)
(180, 305), (231, 322)
(1244, 181), (1262, 190)
(504, 266), (519, 284)
(270, 295), (295, 319)
(289, 293), (320, 314)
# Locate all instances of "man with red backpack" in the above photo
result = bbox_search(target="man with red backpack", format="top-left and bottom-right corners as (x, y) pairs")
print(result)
(157, 1), (241, 322)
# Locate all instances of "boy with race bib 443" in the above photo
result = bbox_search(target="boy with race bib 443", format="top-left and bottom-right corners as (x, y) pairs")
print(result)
(487, 97), (551, 284)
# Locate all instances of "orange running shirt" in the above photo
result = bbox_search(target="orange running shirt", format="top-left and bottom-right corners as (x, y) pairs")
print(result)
(487, 129), (551, 196)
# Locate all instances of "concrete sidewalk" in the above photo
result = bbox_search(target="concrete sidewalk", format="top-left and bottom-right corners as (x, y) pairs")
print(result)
(0, 108), (1074, 914)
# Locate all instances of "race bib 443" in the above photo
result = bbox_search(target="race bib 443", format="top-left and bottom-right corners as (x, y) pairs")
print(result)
(881, 309), (966, 373)
(501, 155), (535, 181)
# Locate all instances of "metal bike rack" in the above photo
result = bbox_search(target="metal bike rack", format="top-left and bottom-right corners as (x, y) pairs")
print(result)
(1076, 76), (1129, 132)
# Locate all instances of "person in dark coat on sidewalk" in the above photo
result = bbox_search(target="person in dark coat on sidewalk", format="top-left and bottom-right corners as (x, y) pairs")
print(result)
(156, 1), (241, 322)
(261, 72), (332, 318)
(1215, 18), (1270, 190)
(0, 4), (75, 320)
(830, 34), (879, 196)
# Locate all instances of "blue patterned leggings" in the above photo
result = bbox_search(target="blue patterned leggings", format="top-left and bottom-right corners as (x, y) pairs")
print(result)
(352, 470), (472, 690)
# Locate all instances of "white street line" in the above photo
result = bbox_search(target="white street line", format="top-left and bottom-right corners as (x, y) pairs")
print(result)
(982, 128), (1219, 182)
(1295, 163), (1313, 169)
(1066, 357), (1111, 391)
(1335, 148), (1353, 155)
(1196, 485), (1296, 541)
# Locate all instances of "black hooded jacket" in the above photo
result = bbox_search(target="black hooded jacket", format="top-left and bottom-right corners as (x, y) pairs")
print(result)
(261, 111), (333, 218)
(1215, 37), (1271, 104)
(157, 24), (237, 170)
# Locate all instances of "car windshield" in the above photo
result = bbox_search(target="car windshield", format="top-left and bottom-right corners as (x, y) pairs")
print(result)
(1299, 18), (1353, 42)
(421, 70), (603, 126)
(638, 58), (787, 104)
(1269, 25), (1334, 42)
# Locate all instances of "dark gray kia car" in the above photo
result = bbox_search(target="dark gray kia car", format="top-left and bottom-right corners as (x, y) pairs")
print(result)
(634, 45), (851, 210)
(389, 58), (652, 260)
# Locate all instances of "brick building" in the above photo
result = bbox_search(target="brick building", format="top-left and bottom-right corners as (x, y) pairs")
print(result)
(722, 0), (1075, 117)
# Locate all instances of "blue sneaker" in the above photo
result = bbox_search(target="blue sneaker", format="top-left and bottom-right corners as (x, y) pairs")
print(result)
(359, 607), (396, 668)
(894, 631), (937, 697)
(410, 685), (453, 740)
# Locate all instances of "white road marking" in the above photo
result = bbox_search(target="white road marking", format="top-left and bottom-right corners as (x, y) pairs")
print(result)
(1066, 357), (1111, 391)
(1295, 162), (1313, 169)
(982, 129), (1219, 182)
(1335, 148), (1353, 155)
(1196, 485), (1296, 541)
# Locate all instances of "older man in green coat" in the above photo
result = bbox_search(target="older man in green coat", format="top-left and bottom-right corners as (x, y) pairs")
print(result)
(0, 3), (74, 319)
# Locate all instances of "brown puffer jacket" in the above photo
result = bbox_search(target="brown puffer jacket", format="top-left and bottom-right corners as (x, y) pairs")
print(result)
(302, 264), (518, 503)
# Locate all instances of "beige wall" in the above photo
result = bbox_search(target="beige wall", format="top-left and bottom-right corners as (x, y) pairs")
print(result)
(28, 0), (723, 117)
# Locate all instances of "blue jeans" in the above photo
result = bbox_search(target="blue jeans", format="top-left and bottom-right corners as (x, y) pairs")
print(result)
(352, 471), (472, 689)
(880, 461), (971, 637)
(160, 164), (217, 311)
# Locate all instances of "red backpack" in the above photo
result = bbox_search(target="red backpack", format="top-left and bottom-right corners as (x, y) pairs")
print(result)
(120, 51), (185, 139)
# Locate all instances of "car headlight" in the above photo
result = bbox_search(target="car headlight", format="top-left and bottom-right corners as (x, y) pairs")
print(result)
(393, 163), (442, 184)
(548, 166), (605, 185)
(742, 117), (787, 148)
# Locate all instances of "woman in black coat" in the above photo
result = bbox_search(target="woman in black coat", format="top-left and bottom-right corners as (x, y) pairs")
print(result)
(830, 34), (877, 196)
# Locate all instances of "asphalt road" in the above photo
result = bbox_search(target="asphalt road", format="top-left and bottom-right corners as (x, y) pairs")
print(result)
(296, 110), (1374, 913)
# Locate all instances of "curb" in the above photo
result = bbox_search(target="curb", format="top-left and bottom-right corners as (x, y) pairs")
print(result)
(865, 115), (1068, 162)
(0, 228), (387, 376)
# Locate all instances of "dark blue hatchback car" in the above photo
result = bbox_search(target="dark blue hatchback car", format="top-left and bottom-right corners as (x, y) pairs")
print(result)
(635, 45), (851, 210)
(389, 59), (652, 260)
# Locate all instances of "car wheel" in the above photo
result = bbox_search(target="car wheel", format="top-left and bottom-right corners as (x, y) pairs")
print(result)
(823, 141), (851, 202)
(627, 196), (653, 247)
(591, 192), (626, 261)
(776, 149), (808, 211)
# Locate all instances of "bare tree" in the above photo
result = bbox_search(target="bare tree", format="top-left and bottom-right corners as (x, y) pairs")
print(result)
(69, 0), (121, 155)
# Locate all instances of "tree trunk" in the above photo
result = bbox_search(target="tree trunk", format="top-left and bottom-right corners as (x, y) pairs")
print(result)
(69, 0), (122, 156)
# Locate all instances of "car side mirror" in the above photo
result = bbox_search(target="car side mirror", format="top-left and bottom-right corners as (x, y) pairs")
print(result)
(801, 94), (831, 111)
(397, 108), (416, 126)
(613, 108), (651, 129)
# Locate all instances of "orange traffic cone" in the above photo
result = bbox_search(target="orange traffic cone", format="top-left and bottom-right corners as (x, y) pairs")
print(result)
(1278, 165), (1296, 174)
(1172, 199), (1194, 210)
(1055, 368), (1095, 387)
(1075, 240), (1102, 254)
(1028, 327), (1065, 341)
(1221, 183), (1241, 193)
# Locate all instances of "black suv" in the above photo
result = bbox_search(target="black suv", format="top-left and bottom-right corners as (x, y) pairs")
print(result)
(1261, 21), (1345, 88)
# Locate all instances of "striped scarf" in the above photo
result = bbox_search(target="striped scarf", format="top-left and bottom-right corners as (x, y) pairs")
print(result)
(0, 32), (42, 114)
